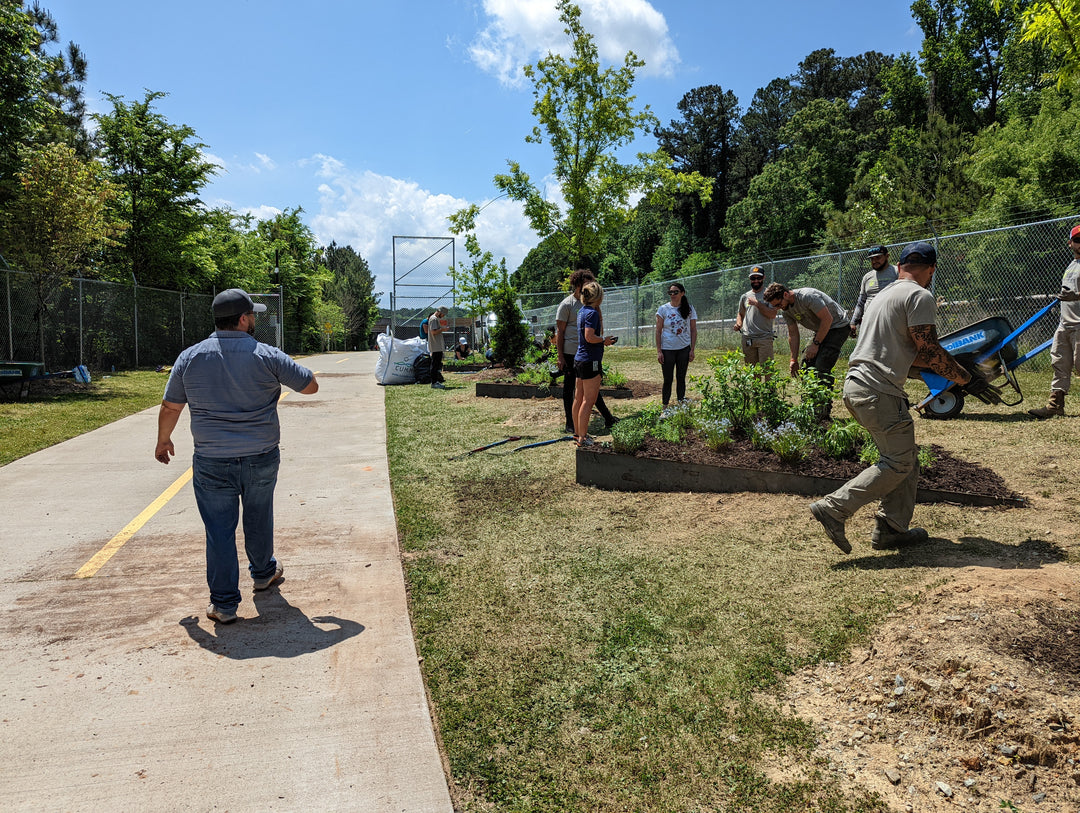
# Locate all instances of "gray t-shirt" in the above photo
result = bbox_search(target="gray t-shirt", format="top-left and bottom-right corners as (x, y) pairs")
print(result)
(1060, 259), (1080, 328)
(780, 288), (850, 334)
(738, 290), (776, 340)
(851, 264), (899, 325)
(556, 294), (581, 355)
(846, 278), (937, 398)
(164, 331), (315, 457)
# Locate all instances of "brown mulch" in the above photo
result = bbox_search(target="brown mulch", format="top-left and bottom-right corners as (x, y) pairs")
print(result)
(465, 366), (661, 397)
(597, 434), (1021, 501)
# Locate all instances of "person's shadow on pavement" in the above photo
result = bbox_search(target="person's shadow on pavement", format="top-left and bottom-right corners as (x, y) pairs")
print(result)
(179, 584), (364, 659)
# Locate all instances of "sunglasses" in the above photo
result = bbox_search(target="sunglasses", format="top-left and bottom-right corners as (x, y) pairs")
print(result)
(668, 289), (681, 295)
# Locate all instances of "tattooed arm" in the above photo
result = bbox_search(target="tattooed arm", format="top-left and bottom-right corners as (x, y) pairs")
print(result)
(909, 324), (970, 384)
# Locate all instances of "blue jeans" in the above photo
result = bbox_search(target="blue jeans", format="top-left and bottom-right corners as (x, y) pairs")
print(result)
(193, 447), (280, 612)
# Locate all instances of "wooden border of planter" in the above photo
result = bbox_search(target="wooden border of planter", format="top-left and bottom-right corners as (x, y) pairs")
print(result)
(475, 381), (633, 399)
(575, 448), (1026, 508)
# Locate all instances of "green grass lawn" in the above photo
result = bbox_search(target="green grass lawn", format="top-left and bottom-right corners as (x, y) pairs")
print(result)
(0, 370), (166, 466)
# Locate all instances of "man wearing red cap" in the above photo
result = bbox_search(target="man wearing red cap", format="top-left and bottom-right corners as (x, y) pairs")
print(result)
(1028, 225), (1080, 419)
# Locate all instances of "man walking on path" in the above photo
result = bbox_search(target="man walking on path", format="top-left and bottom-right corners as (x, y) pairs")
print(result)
(849, 245), (898, 339)
(154, 288), (318, 623)
(763, 281), (850, 386)
(1029, 224), (1080, 419)
(555, 267), (618, 434)
(734, 266), (777, 366)
(809, 243), (988, 554)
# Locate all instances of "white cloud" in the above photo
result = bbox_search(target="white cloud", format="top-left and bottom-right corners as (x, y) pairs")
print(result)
(255, 152), (277, 171)
(307, 157), (537, 305)
(470, 0), (678, 87)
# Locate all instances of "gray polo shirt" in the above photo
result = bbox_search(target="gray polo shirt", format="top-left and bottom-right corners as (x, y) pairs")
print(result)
(164, 331), (315, 457)
(780, 288), (850, 334)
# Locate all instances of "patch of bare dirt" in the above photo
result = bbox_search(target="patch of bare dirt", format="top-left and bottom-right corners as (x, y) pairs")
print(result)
(768, 565), (1080, 812)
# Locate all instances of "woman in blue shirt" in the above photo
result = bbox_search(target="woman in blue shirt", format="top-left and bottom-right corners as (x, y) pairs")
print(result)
(573, 281), (616, 446)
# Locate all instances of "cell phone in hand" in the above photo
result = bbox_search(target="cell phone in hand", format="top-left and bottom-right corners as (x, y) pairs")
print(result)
(610, 336), (618, 343)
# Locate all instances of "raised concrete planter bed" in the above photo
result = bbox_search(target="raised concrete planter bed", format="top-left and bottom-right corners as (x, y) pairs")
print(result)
(475, 381), (633, 399)
(575, 448), (1025, 508)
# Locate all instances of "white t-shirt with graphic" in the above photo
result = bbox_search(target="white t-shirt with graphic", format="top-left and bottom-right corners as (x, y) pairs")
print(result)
(656, 302), (698, 350)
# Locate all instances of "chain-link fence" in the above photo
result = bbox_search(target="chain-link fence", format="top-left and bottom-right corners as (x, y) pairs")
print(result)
(392, 236), (455, 336)
(1, 271), (281, 371)
(521, 215), (1075, 366)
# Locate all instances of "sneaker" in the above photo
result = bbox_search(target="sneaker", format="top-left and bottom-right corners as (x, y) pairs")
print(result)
(604, 416), (621, 429)
(206, 604), (238, 624)
(810, 501), (851, 554)
(871, 518), (929, 550)
(564, 423), (575, 434)
(575, 435), (595, 448)
(431, 382), (445, 389)
(253, 563), (284, 591)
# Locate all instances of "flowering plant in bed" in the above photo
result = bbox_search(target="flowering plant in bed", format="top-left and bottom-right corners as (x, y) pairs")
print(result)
(611, 351), (935, 471)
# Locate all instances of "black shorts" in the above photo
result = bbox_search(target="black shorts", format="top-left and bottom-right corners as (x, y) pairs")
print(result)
(574, 359), (602, 380)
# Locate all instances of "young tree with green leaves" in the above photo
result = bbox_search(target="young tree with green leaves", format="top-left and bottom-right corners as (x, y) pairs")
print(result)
(94, 91), (218, 289)
(0, 142), (115, 362)
(0, 1), (44, 205)
(258, 208), (329, 353)
(489, 271), (531, 368)
(1007, 0), (1080, 87)
(322, 240), (379, 351)
(461, 0), (709, 278)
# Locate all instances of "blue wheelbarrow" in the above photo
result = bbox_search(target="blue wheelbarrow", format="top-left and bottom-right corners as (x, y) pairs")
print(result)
(915, 299), (1059, 419)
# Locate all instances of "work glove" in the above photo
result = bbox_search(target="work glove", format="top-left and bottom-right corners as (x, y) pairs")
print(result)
(960, 372), (990, 396)
(1057, 288), (1080, 302)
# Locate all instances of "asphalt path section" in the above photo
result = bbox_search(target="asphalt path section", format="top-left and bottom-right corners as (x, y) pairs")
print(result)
(0, 351), (453, 812)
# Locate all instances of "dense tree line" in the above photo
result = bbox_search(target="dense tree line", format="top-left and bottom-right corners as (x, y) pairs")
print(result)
(0, 1), (379, 354)
(511, 0), (1080, 293)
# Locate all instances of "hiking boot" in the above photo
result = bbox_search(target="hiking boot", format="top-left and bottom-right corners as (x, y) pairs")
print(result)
(206, 604), (238, 624)
(253, 563), (284, 591)
(1028, 390), (1065, 419)
(871, 518), (929, 550)
(810, 501), (850, 554)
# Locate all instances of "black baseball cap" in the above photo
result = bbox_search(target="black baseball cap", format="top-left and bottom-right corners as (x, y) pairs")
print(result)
(749, 266), (764, 279)
(867, 245), (888, 258)
(213, 288), (267, 318)
(898, 242), (937, 266)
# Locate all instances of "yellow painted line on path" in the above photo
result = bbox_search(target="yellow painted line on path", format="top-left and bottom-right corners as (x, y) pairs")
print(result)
(74, 467), (194, 579)
(335, 357), (349, 364)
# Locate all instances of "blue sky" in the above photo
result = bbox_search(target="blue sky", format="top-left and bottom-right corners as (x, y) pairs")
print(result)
(42, 0), (924, 300)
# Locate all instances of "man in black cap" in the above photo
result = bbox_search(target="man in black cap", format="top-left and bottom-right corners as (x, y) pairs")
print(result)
(849, 245), (898, 339)
(155, 289), (319, 624)
(809, 242), (988, 554)
(734, 266), (777, 367)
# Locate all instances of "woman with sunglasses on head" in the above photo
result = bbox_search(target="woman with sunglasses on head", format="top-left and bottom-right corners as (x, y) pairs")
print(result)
(573, 281), (617, 446)
(655, 282), (697, 407)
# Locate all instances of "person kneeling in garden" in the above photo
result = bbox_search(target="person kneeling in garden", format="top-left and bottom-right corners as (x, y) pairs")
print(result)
(809, 242), (989, 554)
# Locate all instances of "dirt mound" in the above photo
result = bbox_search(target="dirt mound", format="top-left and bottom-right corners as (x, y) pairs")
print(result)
(769, 565), (1080, 811)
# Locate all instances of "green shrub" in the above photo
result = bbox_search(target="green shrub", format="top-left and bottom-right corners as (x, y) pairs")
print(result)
(602, 363), (628, 388)
(821, 418), (870, 459)
(611, 418), (647, 454)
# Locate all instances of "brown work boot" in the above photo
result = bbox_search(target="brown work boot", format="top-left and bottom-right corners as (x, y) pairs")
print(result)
(871, 517), (929, 550)
(1028, 390), (1065, 419)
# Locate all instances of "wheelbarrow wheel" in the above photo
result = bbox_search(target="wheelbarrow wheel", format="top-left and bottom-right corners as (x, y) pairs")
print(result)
(925, 389), (964, 419)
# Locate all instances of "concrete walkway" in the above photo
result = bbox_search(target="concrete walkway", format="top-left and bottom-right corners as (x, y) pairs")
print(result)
(0, 352), (453, 812)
